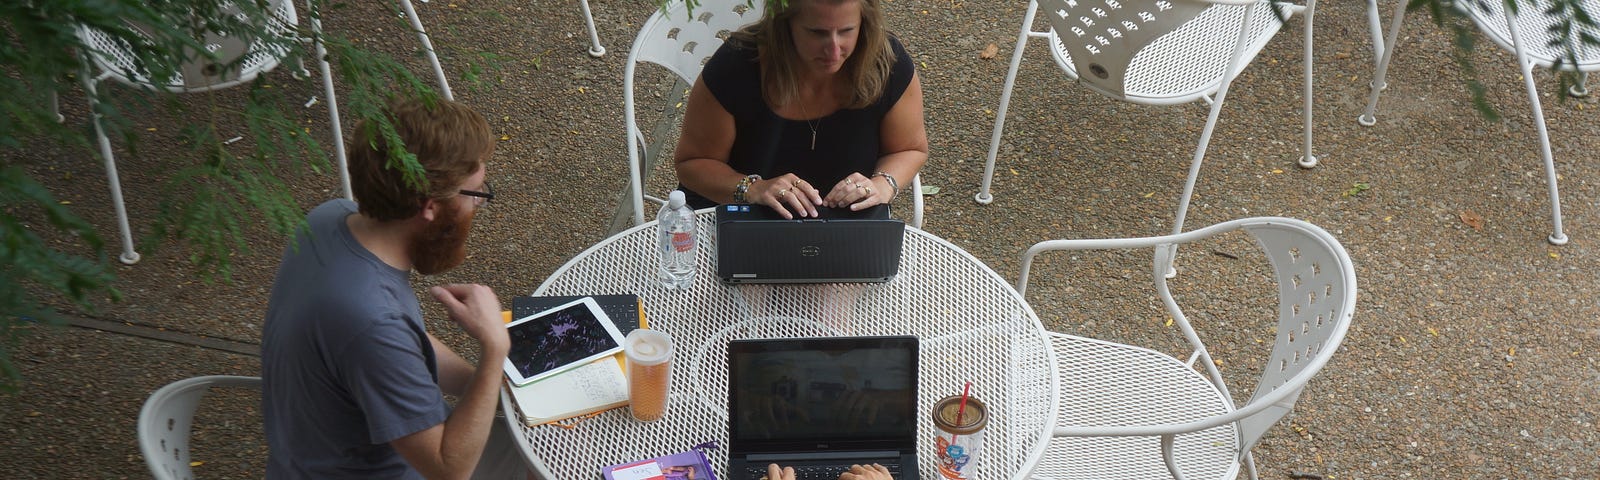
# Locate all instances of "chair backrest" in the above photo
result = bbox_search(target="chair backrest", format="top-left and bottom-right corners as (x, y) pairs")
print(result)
(621, 0), (766, 225)
(1151, 219), (1354, 451)
(1038, 0), (1210, 98)
(78, 0), (298, 92)
(628, 0), (766, 86)
(138, 375), (263, 480)
(1239, 220), (1354, 450)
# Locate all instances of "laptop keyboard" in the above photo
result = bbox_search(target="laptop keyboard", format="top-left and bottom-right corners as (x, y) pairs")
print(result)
(744, 463), (902, 480)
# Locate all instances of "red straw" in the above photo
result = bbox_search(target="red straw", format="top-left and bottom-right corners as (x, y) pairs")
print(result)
(950, 382), (972, 442)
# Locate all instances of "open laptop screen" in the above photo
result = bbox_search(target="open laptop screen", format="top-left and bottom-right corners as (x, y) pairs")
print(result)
(727, 337), (918, 452)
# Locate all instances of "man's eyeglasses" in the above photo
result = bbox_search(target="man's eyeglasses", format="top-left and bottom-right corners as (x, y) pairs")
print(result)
(459, 180), (494, 207)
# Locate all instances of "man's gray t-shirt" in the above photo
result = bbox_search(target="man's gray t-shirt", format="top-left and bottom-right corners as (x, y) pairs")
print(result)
(262, 199), (448, 478)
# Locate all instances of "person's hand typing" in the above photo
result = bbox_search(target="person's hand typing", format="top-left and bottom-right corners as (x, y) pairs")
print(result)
(763, 463), (893, 480)
(823, 173), (885, 211)
(755, 174), (822, 219)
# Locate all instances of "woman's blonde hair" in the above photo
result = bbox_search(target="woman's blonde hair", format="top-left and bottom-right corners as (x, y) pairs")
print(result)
(733, 0), (895, 110)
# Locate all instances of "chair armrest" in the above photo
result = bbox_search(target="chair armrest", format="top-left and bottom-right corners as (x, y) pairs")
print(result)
(1050, 392), (1296, 438)
(1017, 234), (1187, 296)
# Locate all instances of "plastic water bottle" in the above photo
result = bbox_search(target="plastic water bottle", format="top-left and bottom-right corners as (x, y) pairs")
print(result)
(656, 190), (696, 289)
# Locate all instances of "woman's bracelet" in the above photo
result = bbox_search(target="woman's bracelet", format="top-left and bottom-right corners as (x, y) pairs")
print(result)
(732, 174), (761, 203)
(872, 171), (899, 199)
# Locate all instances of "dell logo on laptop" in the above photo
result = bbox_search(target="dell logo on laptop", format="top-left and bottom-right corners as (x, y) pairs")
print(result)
(800, 245), (821, 257)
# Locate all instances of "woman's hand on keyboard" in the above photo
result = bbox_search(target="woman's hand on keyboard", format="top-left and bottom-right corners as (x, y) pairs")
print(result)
(838, 464), (893, 480)
(763, 463), (893, 480)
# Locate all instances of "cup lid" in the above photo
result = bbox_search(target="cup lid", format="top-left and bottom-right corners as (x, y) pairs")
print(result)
(932, 394), (988, 435)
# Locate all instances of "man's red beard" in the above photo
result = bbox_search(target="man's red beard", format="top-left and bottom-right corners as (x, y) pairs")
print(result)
(409, 202), (474, 275)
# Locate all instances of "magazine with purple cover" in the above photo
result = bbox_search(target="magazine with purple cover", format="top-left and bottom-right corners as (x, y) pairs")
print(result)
(601, 444), (719, 480)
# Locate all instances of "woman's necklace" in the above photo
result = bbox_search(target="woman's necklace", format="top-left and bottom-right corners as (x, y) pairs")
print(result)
(798, 100), (820, 150)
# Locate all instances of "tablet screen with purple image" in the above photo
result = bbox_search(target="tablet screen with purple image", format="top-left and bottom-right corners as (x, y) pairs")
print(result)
(502, 297), (626, 386)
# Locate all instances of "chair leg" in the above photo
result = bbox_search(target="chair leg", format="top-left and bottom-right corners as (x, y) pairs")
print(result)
(976, 0), (1040, 205)
(1242, 449), (1261, 480)
(1504, 16), (1569, 245)
(910, 173), (924, 229)
(1358, 0), (1409, 126)
(80, 74), (140, 265)
(1164, 4), (1265, 278)
(397, 0), (454, 100)
(1297, 0), (1318, 168)
(51, 90), (64, 123)
(1569, 71), (1590, 98)
(307, 7), (353, 201)
(576, 0), (606, 57)
(1365, 0), (1387, 72)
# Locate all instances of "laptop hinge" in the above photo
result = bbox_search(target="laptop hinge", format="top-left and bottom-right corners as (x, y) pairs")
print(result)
(745, 450), (902, 462)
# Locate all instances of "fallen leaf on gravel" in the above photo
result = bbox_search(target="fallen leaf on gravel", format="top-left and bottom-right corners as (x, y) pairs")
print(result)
(1427, 327), (1438, 336)
(1335, 51), (1351, 59)
(1459, 210), (1484, 230)
(1343, 182), (1370, 197)
(920, 185), (941, 195)
(190, 461), (204, 467)
(1549, 252), (1560, 259)
(980, 43), (999, 59)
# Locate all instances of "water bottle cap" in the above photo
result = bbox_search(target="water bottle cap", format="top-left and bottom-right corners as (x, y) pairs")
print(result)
(667, 190), (686, 208)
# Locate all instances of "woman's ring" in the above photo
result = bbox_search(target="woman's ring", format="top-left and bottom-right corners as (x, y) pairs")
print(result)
(863, 186), (874, 196)
(791, 179), (803, 187)
(778, 188), (790, 197)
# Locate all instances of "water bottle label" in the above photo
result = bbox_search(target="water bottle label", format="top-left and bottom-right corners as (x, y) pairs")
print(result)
(671, 232), (694, 252)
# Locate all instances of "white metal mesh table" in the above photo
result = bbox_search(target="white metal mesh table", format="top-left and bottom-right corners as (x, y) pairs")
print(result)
(499, 210), (1058, 480)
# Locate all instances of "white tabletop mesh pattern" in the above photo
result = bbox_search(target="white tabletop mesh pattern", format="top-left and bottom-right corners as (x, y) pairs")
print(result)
(501, 211), (1058, 480)
(1048, 1), (1287, 104)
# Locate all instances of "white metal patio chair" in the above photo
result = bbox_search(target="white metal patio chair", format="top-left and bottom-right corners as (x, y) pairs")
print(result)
(976, 0), (1318, 265)
(1016, 217), (1355, 480)
(1357, 0), (1600, 245)
(621, 0), (925, 229)
(65, 0), (455, 264)
(69, 0), (302, 264)
(138, 375), (263, 480)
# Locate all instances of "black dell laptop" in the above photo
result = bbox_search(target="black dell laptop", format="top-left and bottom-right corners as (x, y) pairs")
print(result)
(715, 204), (905, 284)
(725, 336), (920, 480)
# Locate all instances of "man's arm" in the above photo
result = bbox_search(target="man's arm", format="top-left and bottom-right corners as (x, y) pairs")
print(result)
(391, 284), (510, 480)
(430, 332), (475, 397)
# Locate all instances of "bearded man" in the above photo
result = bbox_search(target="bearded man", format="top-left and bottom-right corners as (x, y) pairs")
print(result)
(261, 98), (527, 479)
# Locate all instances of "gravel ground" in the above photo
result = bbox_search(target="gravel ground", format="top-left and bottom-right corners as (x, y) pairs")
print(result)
(4, 0), (1600, 478)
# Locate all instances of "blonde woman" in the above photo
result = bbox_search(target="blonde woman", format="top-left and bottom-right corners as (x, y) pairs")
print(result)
(674, 0), (927, 219)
